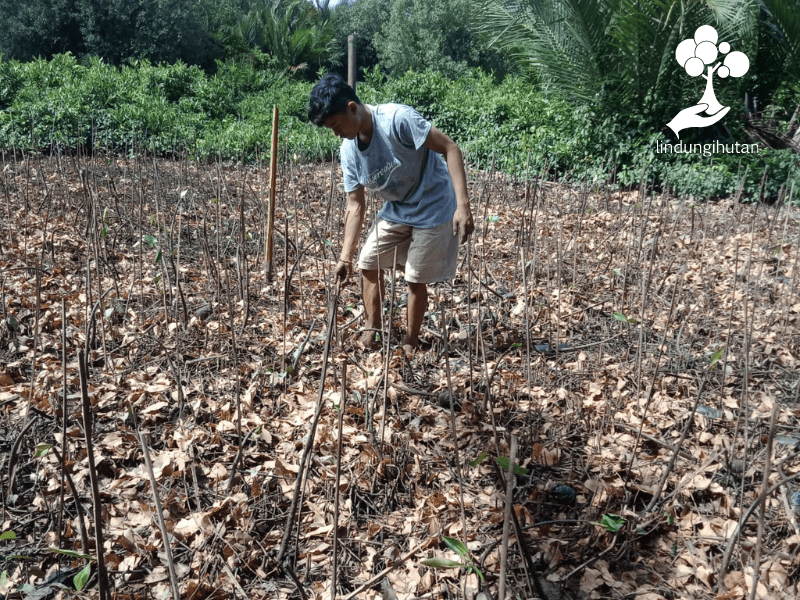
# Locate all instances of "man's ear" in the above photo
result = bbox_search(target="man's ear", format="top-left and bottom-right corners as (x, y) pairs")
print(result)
(346, 100), (359, 115)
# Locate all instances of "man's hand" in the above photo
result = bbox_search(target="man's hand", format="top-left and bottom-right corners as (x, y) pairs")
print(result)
(453, 205), (474, 244)
(334, 260), (351, 282)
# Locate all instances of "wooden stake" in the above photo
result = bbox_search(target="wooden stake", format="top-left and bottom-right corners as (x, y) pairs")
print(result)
(266, 106), (279, 280)
(348, 35), (356, 91)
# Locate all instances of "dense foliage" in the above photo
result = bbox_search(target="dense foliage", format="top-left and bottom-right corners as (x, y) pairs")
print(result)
(218, 0), (338, 73)
(0, 53), (327, 160)
(0, 0), (224, 69)
(0, 0), (798, 201)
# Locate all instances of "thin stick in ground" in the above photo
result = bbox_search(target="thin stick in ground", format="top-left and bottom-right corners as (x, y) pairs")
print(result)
(276, 282), (341, 566)
(748, 401), (778, 600)
(134, 413), (183, 600)
(498, 434), (517, 600)
(331, 363), (347, 600)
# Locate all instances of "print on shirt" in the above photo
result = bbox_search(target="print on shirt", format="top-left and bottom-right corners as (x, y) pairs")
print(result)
(366, 159), (401, 192)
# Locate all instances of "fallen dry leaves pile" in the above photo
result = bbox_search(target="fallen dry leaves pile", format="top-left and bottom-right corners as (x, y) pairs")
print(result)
(1, 151), (799, 600)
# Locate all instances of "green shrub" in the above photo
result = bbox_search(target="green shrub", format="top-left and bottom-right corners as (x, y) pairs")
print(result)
(0, 54), (796, 202)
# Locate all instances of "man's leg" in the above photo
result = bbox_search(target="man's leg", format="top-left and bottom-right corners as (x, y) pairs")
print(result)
(404, 281), (427, 348)
(360, 269), (384, 347)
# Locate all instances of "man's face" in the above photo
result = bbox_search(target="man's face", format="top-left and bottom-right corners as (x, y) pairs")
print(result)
(323, 102), (359, 139)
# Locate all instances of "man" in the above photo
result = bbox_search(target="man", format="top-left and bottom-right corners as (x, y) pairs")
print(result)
(308, 73), (474, 349)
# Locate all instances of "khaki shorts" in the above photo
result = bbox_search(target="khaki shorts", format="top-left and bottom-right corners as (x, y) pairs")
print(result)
(357, 218), (459, 284)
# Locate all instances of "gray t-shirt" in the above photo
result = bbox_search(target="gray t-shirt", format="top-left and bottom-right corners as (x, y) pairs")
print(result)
(341, 104), (456, 229)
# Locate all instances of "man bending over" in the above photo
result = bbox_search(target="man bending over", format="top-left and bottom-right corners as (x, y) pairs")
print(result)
(308, 73), (474, 349)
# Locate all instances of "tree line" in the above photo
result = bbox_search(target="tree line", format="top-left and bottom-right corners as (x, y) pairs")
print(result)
(0, 0), (798, 199)
(2, 1), (798, 123)
(0, 0), (504, 78)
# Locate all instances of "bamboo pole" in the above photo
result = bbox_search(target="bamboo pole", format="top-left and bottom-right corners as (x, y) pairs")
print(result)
(348, 34), (356, 91)
(266, 106), (279, 280)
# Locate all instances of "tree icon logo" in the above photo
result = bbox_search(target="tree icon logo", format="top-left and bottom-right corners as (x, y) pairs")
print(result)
(666, 25), (750, 138)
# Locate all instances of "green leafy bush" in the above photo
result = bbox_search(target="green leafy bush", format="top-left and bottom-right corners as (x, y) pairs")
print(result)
(0, 55), (796, 202)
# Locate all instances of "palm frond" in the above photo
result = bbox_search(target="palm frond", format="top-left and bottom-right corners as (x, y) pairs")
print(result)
(760, 0), (800, 70)
(476, 0), (786, 110)
(477, 0), (615, 101)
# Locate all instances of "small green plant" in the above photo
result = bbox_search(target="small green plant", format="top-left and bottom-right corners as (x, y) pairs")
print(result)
(592, 514), (626, 533)
(49, 549), (93, 591)
(101, 207), (110, 238)
(422, 536), (484, 583)
(707, 346), (725, 370)
(613, 312), (637, 324)
(470, 451), (529, 476)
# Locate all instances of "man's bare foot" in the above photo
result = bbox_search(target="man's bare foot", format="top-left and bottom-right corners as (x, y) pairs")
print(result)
(359, 330), (382, 349)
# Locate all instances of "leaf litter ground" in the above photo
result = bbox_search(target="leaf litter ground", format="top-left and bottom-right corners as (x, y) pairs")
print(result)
(1, 152), (799, 600)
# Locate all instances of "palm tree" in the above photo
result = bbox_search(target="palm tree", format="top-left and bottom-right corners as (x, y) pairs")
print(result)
(760, 0), (800, 72)
(475, 0), (764, 112)
(224, 0), (338, 72)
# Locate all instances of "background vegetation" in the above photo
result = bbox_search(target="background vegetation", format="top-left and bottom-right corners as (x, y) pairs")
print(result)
(0, 0), (798, 200)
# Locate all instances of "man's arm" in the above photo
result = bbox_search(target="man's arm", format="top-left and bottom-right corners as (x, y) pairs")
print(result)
(335, 186), (366, 281)
(423, 126), (474, 243)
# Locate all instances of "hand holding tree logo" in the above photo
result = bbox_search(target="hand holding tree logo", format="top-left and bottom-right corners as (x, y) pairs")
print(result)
(666, 25), (750, 138)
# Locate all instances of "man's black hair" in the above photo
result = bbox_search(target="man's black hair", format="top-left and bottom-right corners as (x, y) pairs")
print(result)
(308, 73), (362, 126)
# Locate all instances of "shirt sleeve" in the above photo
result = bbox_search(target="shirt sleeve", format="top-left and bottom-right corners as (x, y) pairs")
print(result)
(340, 140), (362, 193)
(393, 105), (432, 151)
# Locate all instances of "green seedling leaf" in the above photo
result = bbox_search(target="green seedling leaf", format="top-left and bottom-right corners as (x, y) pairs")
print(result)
(0, 571), (7, 594)
(467, 564), (486, 583)
(154, 249), (162, 264)
(592, 514), (626, 533)
(323, 238), (333, 246)
(180, 190), (188, 200)
(143, 234), (158, 247)
(613, 313), (629, 323)
(422, 558), (464, 570)
(0, 531), (16, 541)
(74, 562), (91, 591)
(101, 225), (108, 238)
(486, 215), (500, 223)
(470, 451), (488, 467)
(19, 583), (35, 593)
(708, 346), (725, 370)
(496, 456), (529, 475)
(443, 537), (469, 559)
(33, 443), (52, 458)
